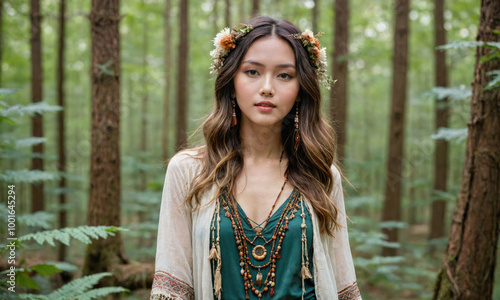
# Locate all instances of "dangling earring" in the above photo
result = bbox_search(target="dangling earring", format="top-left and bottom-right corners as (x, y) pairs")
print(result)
(294, 102), (301, 150)
(231, 99), (237, 127)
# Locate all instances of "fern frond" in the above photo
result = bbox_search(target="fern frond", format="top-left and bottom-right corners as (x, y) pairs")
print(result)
(0, 170), (60, 183)
(45, 272), (113, 299)
(436, 40), (500, 50)
(17, 211), (54, 229)
(17, 273), (126, 300)
(430, 86), (472, 101)
(15, 137), (47, 148)
(18, 226), (126, 247)
(431, 127), (468, 143)
(73, 287), (128, 299)
(0, 101), (62, 118)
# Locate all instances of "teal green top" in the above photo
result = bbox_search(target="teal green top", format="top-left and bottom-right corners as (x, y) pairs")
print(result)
(212, 188), (315, 300)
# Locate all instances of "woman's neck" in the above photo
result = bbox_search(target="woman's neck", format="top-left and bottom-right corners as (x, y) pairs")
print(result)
(239, 122), (284, 162)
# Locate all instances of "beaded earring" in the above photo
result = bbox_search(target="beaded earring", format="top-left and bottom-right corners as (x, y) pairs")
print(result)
(231, 99), (237, 127)
(294, 102), (301, 150)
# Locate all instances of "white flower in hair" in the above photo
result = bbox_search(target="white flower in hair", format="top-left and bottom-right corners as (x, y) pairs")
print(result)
(210, 24), (253, 74)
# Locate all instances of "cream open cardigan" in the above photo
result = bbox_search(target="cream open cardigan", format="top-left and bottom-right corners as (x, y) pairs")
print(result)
(150, 149), (361, 300)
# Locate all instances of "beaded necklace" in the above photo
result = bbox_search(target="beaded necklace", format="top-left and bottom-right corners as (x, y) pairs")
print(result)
(210, 181), (313, 299)
(221, 188), (301, 299)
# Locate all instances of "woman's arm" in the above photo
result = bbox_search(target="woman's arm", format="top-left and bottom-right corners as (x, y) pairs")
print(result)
(151, 153), (197, 300)
(330, 165), (362, 300)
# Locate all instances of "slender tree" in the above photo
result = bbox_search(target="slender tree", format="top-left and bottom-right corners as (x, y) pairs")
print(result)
(212, 0), (218, 33)
(140, 0), (149, 191)
(251, 0), (259, 17)
(312, 0), (318, 33)
(330, 0), (349, 166)
(175, 0), (188, 151)
(433, 0), (500, 297)
(30, 0), (44, 212)
(83, 0), (127, 280)
(56, 0), (67, 262)
(381, 0), (409, 256)
(162, 0), (172, 160)
(0, 0), (3, 86)
(225, 0), (230, 27)
(429, 0), (450, 241)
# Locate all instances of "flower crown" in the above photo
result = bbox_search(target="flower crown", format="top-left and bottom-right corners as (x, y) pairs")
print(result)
(210, 24), (334, 89)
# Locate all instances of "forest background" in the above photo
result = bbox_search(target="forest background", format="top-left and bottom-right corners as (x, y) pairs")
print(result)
(1, 0), (498, 299)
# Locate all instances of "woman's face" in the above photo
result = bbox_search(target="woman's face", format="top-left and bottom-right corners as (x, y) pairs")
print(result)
(233, 36), (300, 129)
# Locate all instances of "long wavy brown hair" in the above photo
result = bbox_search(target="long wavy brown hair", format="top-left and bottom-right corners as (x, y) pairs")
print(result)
(184, 16), (341, 235)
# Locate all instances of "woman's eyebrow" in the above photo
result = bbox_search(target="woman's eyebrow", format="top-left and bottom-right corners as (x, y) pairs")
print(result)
(242, 60), (296, 69)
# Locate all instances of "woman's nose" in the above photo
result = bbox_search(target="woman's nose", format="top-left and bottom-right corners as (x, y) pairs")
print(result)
(259, 75), (275, 97)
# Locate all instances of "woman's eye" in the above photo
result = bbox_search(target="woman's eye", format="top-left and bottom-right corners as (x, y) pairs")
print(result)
(245, 70), (259, 76)
(278, 73), (293, 79)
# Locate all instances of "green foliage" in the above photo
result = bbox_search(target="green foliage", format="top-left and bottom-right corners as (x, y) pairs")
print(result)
(429, 86), (472, 101)
(19, 226), (127, 247)
(436, 40), (500, 50)
(0, 170), (60, 183)
(431, 127), (468, 143)
(17, 211), (54, 229)
(17, 273), (128, 300)
(0, 101), (62, 118)
(14, 137), (47, 148)
(485, 70), (500, 90)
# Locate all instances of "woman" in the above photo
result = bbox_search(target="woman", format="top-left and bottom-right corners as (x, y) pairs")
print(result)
(150, 16), (361, 300)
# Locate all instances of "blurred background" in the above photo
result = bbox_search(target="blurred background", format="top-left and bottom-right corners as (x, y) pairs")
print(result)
(1, 0), (497, 299)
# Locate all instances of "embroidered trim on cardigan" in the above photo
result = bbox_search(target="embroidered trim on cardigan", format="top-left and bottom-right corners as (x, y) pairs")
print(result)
(338, 282), (361, 300)
(150, 270), (194, 300)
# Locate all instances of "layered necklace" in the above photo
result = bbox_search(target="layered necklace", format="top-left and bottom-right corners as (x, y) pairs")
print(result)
(210, 176), (306, 299)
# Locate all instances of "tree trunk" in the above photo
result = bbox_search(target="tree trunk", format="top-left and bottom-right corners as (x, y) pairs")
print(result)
(83, 0), (127, 282)
(330, 0), (349, 166)
(312, 0), (318, 33)
(381, 0), (409, 257)
(30, 0), (44, 213)
(225, 0), (230, 27)
(162, 0), (171, 160)
(139, 1), (149, 246)
(212, 0), (218, 33)
(175, 0), (188, 151)
(0, 0), (3, 86)
(140, 0), (148, 191)
(251, 0), (259, 17)
(429, 0), (450, 241)
(433, 0), (500, 297)
(56, 0), (67, 262)
(238, 0), (245, 23)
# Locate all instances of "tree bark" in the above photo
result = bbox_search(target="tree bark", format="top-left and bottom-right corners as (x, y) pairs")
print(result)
(330, 0), (349, 166)
(56, 0), (67, 262)
(162, 0), (172, 160)
(433, 0), (500, 297)
(175, 0), (188, 151)
(429, 0), (449, 241)
(381, 0), (409, 256)
(30, 0), (44, 213)
(83, 0), (127, 282)
(251, 0), (259, 17)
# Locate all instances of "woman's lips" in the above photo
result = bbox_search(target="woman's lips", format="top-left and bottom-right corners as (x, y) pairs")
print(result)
(255, 101), (276, 111)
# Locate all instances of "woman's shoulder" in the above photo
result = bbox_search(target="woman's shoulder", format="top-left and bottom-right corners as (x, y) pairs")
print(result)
(167, 146), (205, 174)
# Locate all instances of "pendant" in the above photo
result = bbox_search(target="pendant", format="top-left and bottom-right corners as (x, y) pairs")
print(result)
(252, 245), (267, 260)
(256, 269), (263, 287)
